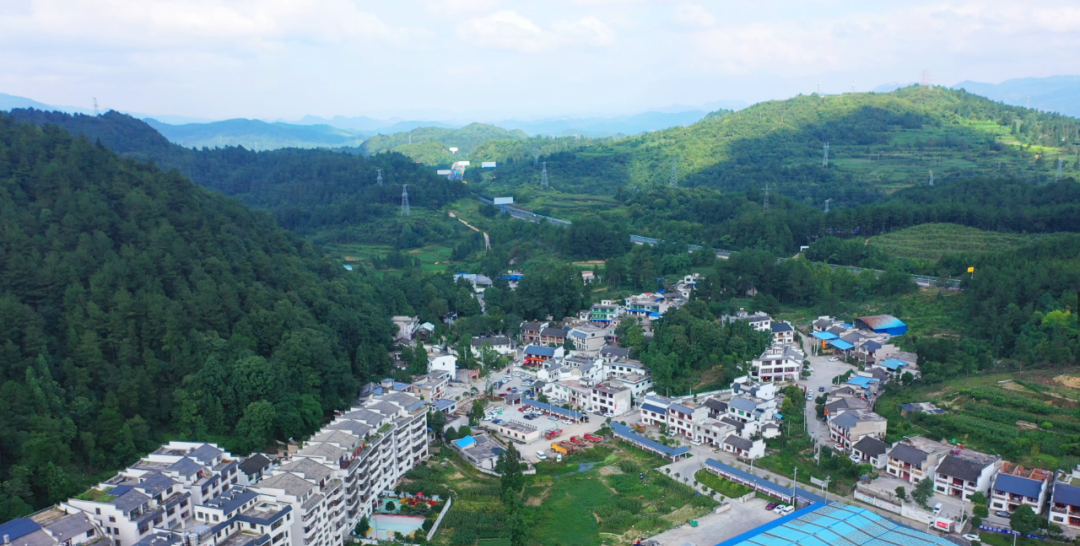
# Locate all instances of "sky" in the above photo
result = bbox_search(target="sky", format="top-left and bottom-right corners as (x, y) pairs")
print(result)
(2, 0), (1080, 122)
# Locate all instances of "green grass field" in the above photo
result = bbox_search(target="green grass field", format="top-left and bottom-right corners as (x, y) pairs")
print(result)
(322, 242), (456, 273)
(867, 223), (1058, 260)
(876, 368), (1080, 469)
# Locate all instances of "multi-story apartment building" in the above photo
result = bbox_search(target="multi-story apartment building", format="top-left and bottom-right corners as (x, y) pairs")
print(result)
(639, 394), (671, 427)
(770, 322), (795, 346)
(828, 410), (887, 449)
(885, 437), (952, 484)
(568, 324), (609, 352)
(932, 449), (1002, 502)
(724, 309), (771, 331)
(1051, 467), (1080, 530)
(590, 383), (631, 416)
(748, 345), (804, 383)
(520, 322), (546, 344)
(0, 508), (107, 546)
(666, 402), (709, 441)
(990, 463), (1052, 515)
(589, 303), (622, 323)
(47, 388), (429, 546)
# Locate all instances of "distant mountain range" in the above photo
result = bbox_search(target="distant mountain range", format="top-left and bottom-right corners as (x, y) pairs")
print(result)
(951, 76), (1080, 118)
(144, 118), (372, 151)
(0, 92), (211, 124)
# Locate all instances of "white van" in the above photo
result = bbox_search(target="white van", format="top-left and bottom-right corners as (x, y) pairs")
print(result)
(536, 451), (547, 460)
(932, 502), (943, 515)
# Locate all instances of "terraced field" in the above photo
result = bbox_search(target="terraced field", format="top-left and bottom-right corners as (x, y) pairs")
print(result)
(867, 223), (1057, 260)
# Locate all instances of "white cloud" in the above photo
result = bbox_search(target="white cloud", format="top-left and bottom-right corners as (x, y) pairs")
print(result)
(457, 10), (615, 52)
(425, 0), (500, 16)
(671, 3), (715, 28)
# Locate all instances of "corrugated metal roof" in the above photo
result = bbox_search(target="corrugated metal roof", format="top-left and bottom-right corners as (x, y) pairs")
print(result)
(715, 502), (955, 546)
(856, 315), (906, 330)
(828, 339), (855, 350)
(993, 473), (1043, 499)
(611, 422), (689, 458)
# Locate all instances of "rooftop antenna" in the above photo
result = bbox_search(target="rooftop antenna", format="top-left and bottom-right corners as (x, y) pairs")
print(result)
(822, 143), (830, 168)
(400, 185), (410, 216)
(824, 198), (832, 213)
(763, 182), (770, 213)
(928, 169), (934, 186)
(669, 158), (678, 187)
(540, 161), (549, 189)
(93, 98), (99, 116)
(532, 148), (541, 167)
(1057, 158), (1064, 181)
(376, 168), (384, 186)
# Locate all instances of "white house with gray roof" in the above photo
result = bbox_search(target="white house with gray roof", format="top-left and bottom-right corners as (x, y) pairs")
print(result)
(885, 436), (952, 484)
(932, 449), (1002, 502)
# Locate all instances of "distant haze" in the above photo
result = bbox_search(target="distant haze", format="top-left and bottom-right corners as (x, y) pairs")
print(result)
(2, 1), (1080, 121)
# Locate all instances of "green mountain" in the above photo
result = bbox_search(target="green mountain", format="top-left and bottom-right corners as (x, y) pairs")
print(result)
(0, 112), (405, 518)
(475, 87), (1080, 206)
(145, 117), (372, 151)
(5, 110), (469, 241)
(360, 122), (528, 164)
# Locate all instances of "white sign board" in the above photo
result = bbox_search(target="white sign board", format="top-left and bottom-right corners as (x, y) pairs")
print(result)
(493, 197), (514, 205)
(437, 170), (451, 175)
(448, 147), (459, 153)
(482, 162), (497, 168)
(810, 477), (828, 487)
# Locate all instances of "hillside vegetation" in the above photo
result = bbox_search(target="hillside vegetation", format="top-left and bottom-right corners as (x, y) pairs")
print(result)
(359, 122), (528, 162)
(867, 223), (1056, 260)
(145, 118), (371, 151)
(6, 109), (470, 242)
(474, 87), (1080, 205)
(0, 113), (415, 518)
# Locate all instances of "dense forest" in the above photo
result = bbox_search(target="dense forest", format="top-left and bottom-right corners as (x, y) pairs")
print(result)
(5, 109), (469, 242)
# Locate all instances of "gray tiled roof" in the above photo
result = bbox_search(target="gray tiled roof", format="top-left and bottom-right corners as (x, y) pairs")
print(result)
(851, 436), (889, 457)
(135, 472), (177, 497)
(42, 513), (96, 540)
(888, 443), (929, 466)
(724, 435), (754, 450)
(168, 457), (205, 477)
(280, 458), (334, 481)
(110, 487), (151, 512)
(239, 453), (273, 475)
(770, 322), (794, 333)
(188, 444), (224, 464)
(936, 455), (990, 483)
(255, 472), (317, 497)
(540, 327), (567, 338)
(728, 397), (759, 412)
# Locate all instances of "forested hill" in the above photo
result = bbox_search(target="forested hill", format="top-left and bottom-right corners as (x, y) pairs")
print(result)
(144, 117), (371, 151)
(4, 109), (469, 236)
(357, 122), (528, 163)
(0, 114), (407, 519)
(475, 87), (1080, 203)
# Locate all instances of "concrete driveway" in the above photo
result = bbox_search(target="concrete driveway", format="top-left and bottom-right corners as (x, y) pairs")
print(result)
(798, 334), (857, 449)
(645, 496), (780, 546)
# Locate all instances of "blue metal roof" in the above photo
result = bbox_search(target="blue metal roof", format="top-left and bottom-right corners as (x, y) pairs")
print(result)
(641, 403), (666, 414)
(454, 436), (476, 448)
(433, 399), (456, 409)
(812, 331), (839, 340)
(611, 422), (689, 458)
(878, 358), (908, 371)
(522, 398), (584, 419)
(994, 474), (1043, 499)
(1053, 482), (1080, 506)
(828, 339), (855, 350)
(0, 519), (41, 542)
(846, 376), (879, 388)
(524, 345), (556, 357)
(714, 502), (955, 546)
(704, 459), (825, 505)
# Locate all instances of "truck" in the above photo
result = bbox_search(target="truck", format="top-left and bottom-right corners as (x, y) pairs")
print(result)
(569, 436), (586, 446)
(551, 442), (570, 455)
(583, 433), (604, 443)
(543, 429), (563, 440)
(557, 441), (578, 453)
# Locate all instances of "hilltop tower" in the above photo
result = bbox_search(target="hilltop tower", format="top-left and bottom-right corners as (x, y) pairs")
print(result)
(400, 185), (410, 216)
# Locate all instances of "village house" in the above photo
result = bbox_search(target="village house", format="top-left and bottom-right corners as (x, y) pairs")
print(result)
(933, 448), (1003, 502)
(1050, 466), (1080, 530)
(828, 410), (887, 449)
(850, 436), (889, 469)
(991, 463), (1053, 516)
(723, 308), (772, 332)
(885, 436), (952, 484)
(471, 335), (513, 356)
(568, 323), (609, 352)
(748, 344), (804, 383)
(770, 321), (795, 345)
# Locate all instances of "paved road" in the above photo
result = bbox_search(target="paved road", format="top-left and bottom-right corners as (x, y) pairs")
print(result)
(797, 334), (857, 450)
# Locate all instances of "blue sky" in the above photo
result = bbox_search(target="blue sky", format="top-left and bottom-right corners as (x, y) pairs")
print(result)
(2, 0), (1079, 121)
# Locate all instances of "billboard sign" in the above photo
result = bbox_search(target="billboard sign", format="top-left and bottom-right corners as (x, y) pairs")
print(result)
(482, 162), (497, 168)
(437, 170), (451, 175)
(493, 197), (514, 205)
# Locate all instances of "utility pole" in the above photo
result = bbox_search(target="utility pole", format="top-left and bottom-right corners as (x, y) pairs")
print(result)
(540, 162), (549, 189)
(669, 158), (678, 187)
(822, 143), (830, 168)
(824, 198), (832, 213)
(93, 98), (99, 116)
(792, 467), (798, 504)
(763, 183), (770, 213)
(928, 169), (934, 186)
(400, 185), (410, 216)
(376, 169), (384, 186)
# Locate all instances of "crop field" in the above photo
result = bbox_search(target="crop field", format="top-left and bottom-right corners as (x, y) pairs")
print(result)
(877, 369), (1080, 469)
(406, 441), (716, 546)
(323, 242), (455, 273)
(866, 223), (1055, 260)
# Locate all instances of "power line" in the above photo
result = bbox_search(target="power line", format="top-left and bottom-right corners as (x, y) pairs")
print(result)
(376, 169), (384, 186)
(822, 143), (830, 168)
(669, 158), (677, 187)
(540, 162), (549, 189)
(400, 185), (410, 216)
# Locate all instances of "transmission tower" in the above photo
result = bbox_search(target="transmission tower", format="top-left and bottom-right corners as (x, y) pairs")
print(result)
(921, 70), (933, 88)
(669, 158), (678, 187)
(763, 183), (770, 213)
(928, 169), (934, 186)
(400, 185), (410, 216)
(93, 98), (99, 116)
(851, 79), (856, 93)
(824, 198), (832, 213)
(540, 162), (549, 189)
(822, 143), (830, 168)
(1058, 158), (1064, 181)
(532, 148), (541, 167)
(376, 169), (384, 186)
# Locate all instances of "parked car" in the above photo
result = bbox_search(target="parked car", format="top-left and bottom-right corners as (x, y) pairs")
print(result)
(933, 503), (943, 515)
(765, 502), (779, 511)
(828, 357), (839, 362)
(806, 394), (813, 401)
(562, 419), (574, 425)
(994, 510), (1010, 518)
(833, 443), (844, 451)
(848, 453), (861, 463)
(772, 504), (789, 514)
(778, 506), (794, 515)
(492, 419), (504, 425)
(536, 451), (547, 460)
(818, 386), (825, 392)
(961, 534), (980, 542)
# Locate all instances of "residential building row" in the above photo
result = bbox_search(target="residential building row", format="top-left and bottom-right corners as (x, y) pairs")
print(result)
(16, 387), (431, 546)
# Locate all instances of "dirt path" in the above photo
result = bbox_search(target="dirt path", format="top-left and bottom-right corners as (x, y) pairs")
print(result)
(449, 212), (490, 250)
